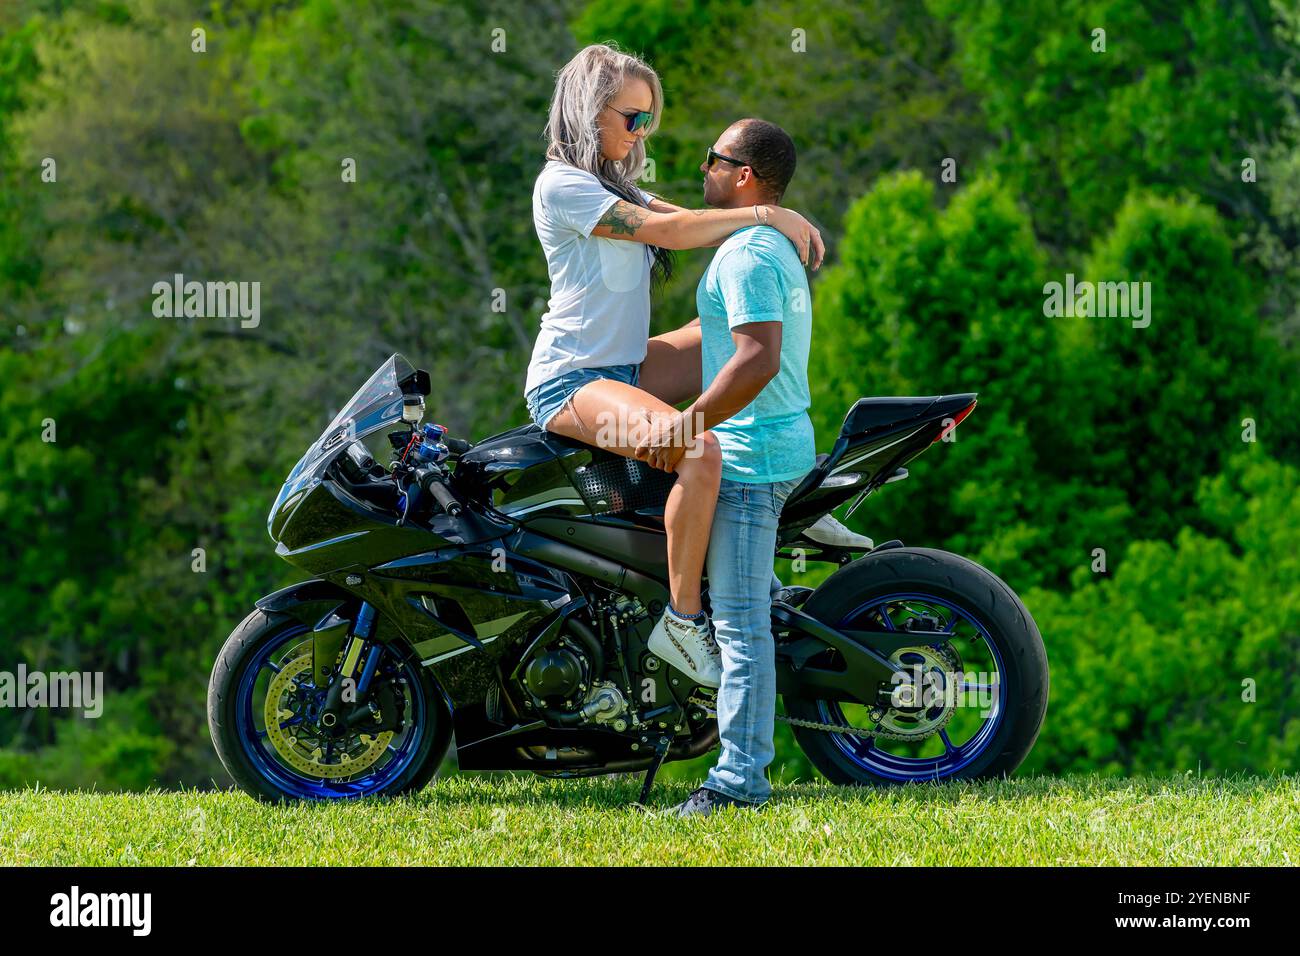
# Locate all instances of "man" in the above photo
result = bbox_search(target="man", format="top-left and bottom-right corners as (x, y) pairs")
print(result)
(635, 118), (816, 816)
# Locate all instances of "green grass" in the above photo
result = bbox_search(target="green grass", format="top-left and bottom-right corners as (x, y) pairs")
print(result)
(1, 773), (1296, 866)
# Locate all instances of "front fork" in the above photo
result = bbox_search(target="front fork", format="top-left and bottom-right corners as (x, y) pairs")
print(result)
(318, 602), (382, 732)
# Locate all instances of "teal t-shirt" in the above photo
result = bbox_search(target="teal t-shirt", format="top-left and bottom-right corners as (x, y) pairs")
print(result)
(696, 224), (816, 483)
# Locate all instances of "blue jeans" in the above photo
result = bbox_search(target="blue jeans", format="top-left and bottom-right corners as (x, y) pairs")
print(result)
(703, 475), (801, 804)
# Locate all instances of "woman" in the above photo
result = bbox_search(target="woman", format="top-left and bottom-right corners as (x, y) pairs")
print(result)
(525, 43), (823, 687)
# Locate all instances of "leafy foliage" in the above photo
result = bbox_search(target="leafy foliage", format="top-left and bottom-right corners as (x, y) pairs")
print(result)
(1023, 452), (1300, 775)
(0, 0), (1297, 788)
(808, 170), (1131, 591)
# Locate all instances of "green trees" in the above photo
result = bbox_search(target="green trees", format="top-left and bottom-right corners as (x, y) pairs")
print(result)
(1, 0), (1297, 788)
(809, 171), (1130, 591)
(798, 2), (1300, 776)
(234, 0), (577, 432)
(1078, 193), (1293, 542)
(1022, 451), (1300, 775)
(0, 327), (193, 787)
(0, 12), (41, 296)
(0, 0), (579, 787)
(806, 171), (1299, 774)
(929, 0), (1288, 250)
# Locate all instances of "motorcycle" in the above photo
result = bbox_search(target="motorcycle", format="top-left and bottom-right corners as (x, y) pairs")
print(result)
(208, 354), (1049, 803)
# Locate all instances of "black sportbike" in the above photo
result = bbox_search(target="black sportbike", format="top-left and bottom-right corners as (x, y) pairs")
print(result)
(208, 354), (1049, 802)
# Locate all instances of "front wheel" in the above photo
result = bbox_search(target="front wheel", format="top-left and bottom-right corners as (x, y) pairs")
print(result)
(783, 547), (1048, 786)
(208, 607), (453, 801)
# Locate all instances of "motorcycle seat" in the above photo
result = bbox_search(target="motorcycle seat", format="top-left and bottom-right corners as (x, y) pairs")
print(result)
(842, 395), (969, 435)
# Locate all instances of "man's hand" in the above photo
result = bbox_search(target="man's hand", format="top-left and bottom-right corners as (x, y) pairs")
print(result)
(633, 409), (691, 473)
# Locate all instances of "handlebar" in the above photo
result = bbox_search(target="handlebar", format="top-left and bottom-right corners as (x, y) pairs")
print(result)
(389, 424), (472, 523)
(418, 467), (463, 517)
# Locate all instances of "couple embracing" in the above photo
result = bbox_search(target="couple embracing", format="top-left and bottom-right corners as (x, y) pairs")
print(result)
(523, 44), (824, 817)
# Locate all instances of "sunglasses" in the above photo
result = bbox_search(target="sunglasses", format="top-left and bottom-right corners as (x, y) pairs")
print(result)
(610, 106), (654, 133)
(706, 146), (748, 170)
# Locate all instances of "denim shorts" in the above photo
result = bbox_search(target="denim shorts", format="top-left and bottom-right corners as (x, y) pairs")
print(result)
(524, 363), (641, 429)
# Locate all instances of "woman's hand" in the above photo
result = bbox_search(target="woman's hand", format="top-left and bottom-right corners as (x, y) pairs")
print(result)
(766, 206), (825, 270)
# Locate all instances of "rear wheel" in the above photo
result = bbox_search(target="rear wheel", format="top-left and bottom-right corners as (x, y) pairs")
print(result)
(208, 607), (452, 801)
(784, 547), (1048, 785)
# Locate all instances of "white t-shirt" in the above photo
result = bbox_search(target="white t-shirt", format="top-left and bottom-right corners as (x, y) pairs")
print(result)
(525, 160), (654, 396)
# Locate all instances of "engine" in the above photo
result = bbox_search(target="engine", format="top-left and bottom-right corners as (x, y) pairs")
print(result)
(523, 644), (585, 703)
(512, 593), (655, 731)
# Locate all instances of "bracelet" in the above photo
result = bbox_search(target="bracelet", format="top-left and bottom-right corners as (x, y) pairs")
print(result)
(753, 204), (770, 225)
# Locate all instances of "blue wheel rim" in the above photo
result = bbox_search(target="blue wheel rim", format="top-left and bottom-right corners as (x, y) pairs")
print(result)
(815, 591), (1006, 782)
(233, 625), (427, 799)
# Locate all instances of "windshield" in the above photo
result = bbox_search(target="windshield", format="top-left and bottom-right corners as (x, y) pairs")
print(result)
(300, 353), (413, 470)
(268, 354), (414, 539)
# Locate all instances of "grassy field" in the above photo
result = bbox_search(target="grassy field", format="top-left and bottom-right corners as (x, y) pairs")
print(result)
(1, 773), (1296, 866)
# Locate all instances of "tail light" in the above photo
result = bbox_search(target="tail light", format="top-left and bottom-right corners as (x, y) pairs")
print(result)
(932, 401), (976, 443)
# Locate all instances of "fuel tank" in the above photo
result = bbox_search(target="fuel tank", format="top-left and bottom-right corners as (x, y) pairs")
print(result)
(454, 423), (677, 582)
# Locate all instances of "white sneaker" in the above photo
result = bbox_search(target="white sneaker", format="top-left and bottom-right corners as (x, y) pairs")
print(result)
(647, 608), (722, 688)
(802, 514), (875, 550)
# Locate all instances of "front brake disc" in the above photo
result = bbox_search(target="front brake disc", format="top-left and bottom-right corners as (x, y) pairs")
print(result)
(263, 646), (392, 779)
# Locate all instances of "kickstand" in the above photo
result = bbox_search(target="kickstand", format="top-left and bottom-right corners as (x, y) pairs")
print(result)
(635, 734), (673, 808)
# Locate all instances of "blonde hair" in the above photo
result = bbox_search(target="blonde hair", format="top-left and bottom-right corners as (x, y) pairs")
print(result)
(545, 43), (664, 211)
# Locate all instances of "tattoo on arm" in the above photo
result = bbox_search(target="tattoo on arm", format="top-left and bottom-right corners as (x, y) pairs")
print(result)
(597, 201), (649, 236)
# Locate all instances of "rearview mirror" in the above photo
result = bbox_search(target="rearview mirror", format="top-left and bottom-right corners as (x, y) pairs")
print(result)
(398, 368), (431, 397)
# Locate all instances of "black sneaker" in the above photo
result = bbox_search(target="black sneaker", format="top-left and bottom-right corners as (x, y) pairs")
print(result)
(671, 786), (760, 818)
(773, 585), (813, 607)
